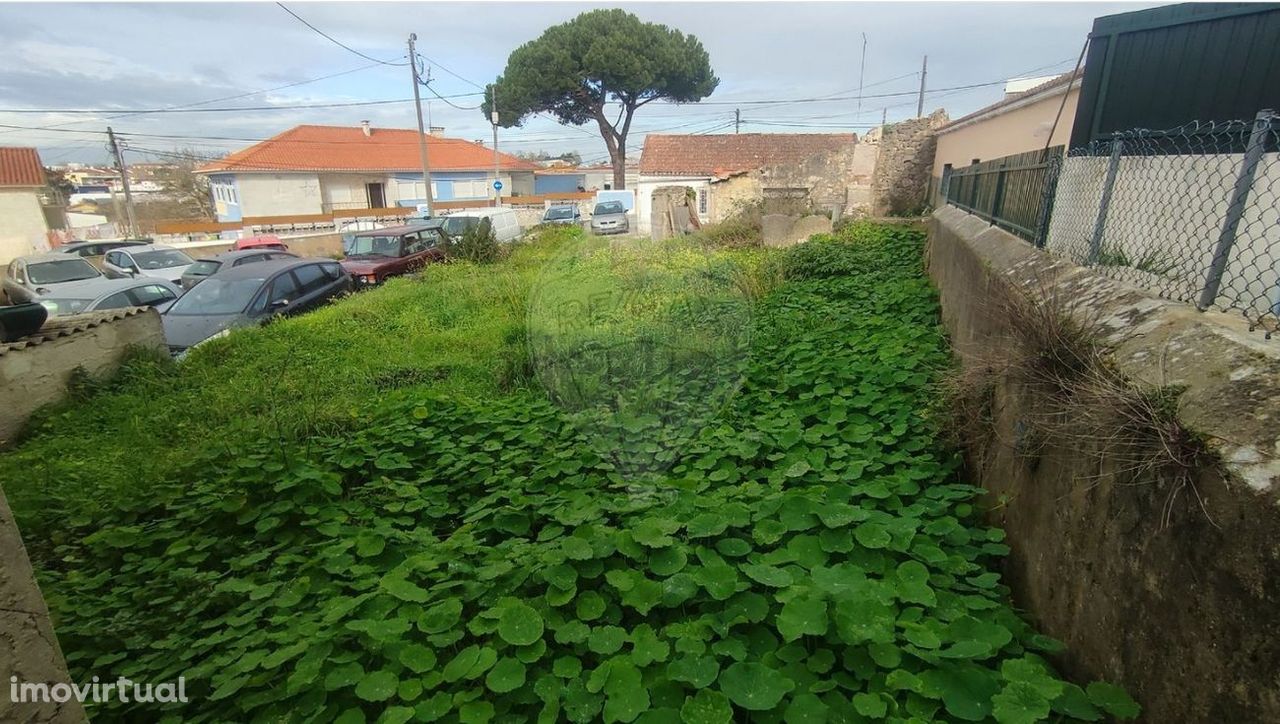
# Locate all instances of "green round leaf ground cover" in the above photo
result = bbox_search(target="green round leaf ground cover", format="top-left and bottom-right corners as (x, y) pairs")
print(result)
(37, 223), (1138, 722)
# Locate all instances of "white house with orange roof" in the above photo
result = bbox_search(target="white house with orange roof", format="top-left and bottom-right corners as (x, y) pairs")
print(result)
(0, 147), (51, 263)
(197, 124), (539, 222)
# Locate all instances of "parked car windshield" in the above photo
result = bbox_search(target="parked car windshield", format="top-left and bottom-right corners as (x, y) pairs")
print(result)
(186, 260), (222, 277)
(27, 258), (100, 284)
(37, 298), (92, 315)
(348, 235), (403, 257)
(594, 201), (625, 215)
(544, 207), (576, 220)
(166, 277), (264, 316)
(134, 249), (194, 269)
(441, 217), (477, 236)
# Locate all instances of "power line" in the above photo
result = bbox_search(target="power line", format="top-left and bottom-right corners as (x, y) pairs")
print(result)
(275, 2), (407, 66)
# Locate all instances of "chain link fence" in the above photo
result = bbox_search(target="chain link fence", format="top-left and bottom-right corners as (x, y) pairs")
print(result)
(945, 110), (1280, 333)
(1045, 110), (1280, 330)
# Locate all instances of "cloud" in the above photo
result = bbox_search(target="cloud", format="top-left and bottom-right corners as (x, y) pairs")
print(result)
(0, 1), (1160, 164)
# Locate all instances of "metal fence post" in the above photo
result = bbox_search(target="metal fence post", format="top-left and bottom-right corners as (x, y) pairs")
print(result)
(1197, 109), (1276, 311)
(1086, 137), (1124, 265)
(1033, 152), (1062, 249)
(991, 161), (1008, 223)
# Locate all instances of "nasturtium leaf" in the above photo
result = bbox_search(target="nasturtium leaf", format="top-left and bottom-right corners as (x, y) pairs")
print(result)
(992, 681), (1052, 724)
(324, 661), (365, 691)
(680, 689), (732, 724)
(685, 513), (729, 538)
(895, 560), (937, 606)
(784, 692), (829, 723)
(576, 591), (607, 620)
(334, 708), (366, 724)
(419, 599), (463, 634)
(399, 644), (437, 674)
(554, 655), (583, 678)
(694, 564), (740, 600)
(1051, 683), (1102, 721)
(381, 575), (429, 603)
(649, 547), (687, 576)
(355, 532), (385, 557)
(443, 646), (481, 683)
(851, 692), (888, 718)
(854, 522), (892, 549)
(486, 657), (527, 693)
(603, 659), (650, 722)
(921, 665), (1001, 721)
(714, 538), (752, 557)
(633, 517), (681, 547)
(588, 625), (627, 655)
(498, 601), (544, 645)
(718, 662), (794, 711)
(1085, 682), (1141, 719)
(740, 563), (793, 587)
(354, 670), (399, 702)
(458, 700), (495, 723)
(630, 624), (670, 666)
(776, 596), (828, 641)
(668, 655), (719, 688)
(784, 460), (812, 478)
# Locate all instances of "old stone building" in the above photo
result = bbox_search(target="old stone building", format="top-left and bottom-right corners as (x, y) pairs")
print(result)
(869, 109), (950, 216)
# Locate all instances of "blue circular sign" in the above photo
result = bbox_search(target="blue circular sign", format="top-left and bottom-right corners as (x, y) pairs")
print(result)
(493, 180), (504, 191)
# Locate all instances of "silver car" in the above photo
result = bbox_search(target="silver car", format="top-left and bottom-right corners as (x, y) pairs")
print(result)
(101, 244), (196, 285)
(2, 253), (104, 305)
(590, 201), (629, 235)
(36, 277), (182, 316)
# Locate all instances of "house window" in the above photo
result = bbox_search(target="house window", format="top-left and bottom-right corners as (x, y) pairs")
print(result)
(698, 189), (708, 215)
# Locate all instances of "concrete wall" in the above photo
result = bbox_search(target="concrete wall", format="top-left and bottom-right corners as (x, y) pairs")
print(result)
(0, 485), (84, 722)
(169, 231), (345, 260)
(872, 111), (949, 216)
(928, 205), (1280, 722)
(0, 307), (166, 447)
(933, 85), (1080, 178)
(235, 174), (323, 217)
(1046, 152), (1280, 320)
(0, 188), (51, 265)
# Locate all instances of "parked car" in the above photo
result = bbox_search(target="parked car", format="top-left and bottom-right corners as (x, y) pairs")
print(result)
(2, 253), (104, 305)
(161, 258), (353, 354)
(340, 221), (449, 287)
(36, 278), (182, 316)
(232, 234), (290, 252)
(57, 239), (153, 269)
(103, 245), (196, 285)
(590, 200), (630, 235)
(542, 205), (582, 226)
(181, 249), (298, 290)
(441, 208), (523, 243)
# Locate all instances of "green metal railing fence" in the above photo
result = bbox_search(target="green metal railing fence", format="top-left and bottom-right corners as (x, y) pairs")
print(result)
(941, 147), (1063, 246)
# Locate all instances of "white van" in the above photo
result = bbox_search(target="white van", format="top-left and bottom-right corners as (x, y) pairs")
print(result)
(440, 208), (523, 244)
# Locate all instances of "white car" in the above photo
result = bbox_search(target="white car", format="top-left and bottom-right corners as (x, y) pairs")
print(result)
(101, 244), (196, 285)
(441, 208), (523, 243)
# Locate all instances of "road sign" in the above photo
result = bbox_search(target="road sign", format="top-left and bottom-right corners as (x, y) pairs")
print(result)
(493, 180), (504, 191)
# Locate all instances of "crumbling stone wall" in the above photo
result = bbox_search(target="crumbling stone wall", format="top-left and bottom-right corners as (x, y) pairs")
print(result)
(872, 110), (949, 216)
(713, 142), (877, 221)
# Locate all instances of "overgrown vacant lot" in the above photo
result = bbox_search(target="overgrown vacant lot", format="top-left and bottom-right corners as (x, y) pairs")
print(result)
(3, 223), (1137, 722)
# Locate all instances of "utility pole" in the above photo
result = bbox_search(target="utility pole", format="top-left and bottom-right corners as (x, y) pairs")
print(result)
(735, 108), (741, 134)
(916, 55), (928, 118)
(491, 86), (500, 207)
(408, 33), (434, 216)
(106, 127), (138, 237)
(857, 33), (867, 120)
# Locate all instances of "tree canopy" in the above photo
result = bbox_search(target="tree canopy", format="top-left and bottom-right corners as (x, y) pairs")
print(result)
(483, 9), (718, 189)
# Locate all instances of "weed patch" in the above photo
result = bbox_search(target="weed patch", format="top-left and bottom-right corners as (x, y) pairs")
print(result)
(24, 223), (1138, 722)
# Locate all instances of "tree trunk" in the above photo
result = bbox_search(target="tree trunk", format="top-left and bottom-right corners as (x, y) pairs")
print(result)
(612, 142), (627, 190)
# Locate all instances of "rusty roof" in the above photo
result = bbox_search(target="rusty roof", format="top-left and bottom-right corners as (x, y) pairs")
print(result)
(0, 147), (45, 187)
(197, 125), (540, 174)
(0, 307), (151, 357)
(639, 133), (856, 177)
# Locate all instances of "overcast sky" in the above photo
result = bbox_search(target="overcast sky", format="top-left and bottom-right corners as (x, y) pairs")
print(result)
(0, 1), (1158, 166)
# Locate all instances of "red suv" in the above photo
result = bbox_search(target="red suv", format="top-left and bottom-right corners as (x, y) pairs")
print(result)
(340, 221), (449, 287)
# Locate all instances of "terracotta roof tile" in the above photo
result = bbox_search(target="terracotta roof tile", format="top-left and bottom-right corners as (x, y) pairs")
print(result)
(639, 133), (856, 177)
(197, 125), (540, 174)
(0, 147), (45, 187)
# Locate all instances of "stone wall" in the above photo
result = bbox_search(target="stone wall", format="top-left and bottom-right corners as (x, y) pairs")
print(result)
(0, 307), (166, 447)
(713, 142), (878, 222)
(928, 205), (1280, 722)
(872, 110), (949, 216)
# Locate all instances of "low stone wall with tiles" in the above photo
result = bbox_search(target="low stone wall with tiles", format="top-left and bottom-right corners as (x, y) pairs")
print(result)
(0, 307), (166, 447)
(928, 205), (1280, 722)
